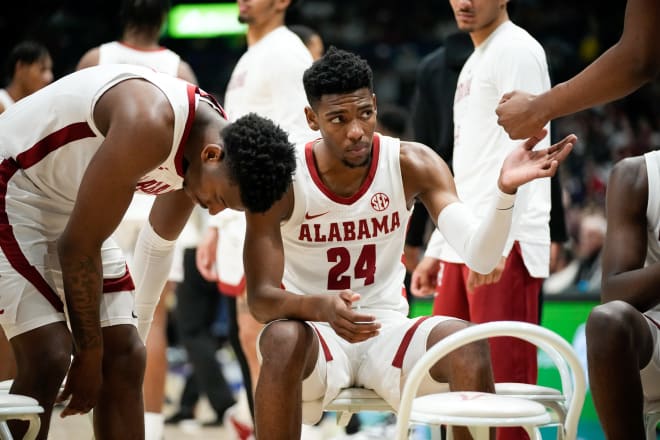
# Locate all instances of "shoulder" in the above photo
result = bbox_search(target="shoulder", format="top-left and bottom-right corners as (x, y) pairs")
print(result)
(418, 47), (447, 74)
(610, 154), (648, 193)
(76, 46), (101, 71)
(399, 140), (447, 177)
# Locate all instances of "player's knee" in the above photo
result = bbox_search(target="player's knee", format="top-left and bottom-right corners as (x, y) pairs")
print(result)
(104, 335), (146, 387)
(15, 340), (71, 386)
(259, 320), (313, 367)
(587, 301), (636, 353)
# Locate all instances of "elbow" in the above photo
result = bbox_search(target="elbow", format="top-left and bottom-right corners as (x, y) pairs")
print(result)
(246, 289), (273, 324)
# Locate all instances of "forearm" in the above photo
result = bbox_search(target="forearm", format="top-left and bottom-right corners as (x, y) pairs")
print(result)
(248, 286), (329, 324)
(541, 43), (657, 121)
(59, 246), (103, 353)
(602, 264), (660, 311)
(132, 222), (177, 342)
(436, 189), (515, 274)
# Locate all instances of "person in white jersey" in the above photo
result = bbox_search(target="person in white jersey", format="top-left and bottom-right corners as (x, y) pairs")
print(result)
(76, 1), (215, 437)
(242, 47), (576, 440)
(0, 63), (295, 440)
(495, 0), (660, 140)
(0, 40), (53, 115)
(0, 40), (53, 382)
(585, 152), (660, 439)
(412, 4), (552, 438)
(195, 0), (315, 429)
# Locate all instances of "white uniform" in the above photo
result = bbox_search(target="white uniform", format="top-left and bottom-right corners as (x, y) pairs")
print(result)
(0, 89), (14, 111)
(0, 64), (199, 338)
(213, 25), (314, 293)
(263, 135), (454, 423)
(426, 21), (552, 277)
(95, 40), (202, 280)
(641, 150), (660, 399)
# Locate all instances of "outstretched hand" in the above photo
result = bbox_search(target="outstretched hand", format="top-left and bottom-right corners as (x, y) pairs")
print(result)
(496, 90), (548, 140)
(326, 291), (380, 343)
(498, 130), (577, 194)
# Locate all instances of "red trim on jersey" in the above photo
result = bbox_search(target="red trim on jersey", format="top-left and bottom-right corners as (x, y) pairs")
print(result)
(0, 159), (64, 312)
(103, 265), (135, 293)
(15, 122), (96, 169)
(304, 134), (381, 205)
(391, 315), (432, 368)
(217, 277), (247, 297)
(311, 323), (333, 361)
(198, 89), (228, 120)
(174, 84), (197, 177)
(118, 41), (167, 52)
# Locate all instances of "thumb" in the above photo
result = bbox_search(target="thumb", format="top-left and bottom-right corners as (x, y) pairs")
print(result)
(521, 128), (548, 150)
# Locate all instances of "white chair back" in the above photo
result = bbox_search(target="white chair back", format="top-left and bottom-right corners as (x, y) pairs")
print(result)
(394, 321), (586, 440)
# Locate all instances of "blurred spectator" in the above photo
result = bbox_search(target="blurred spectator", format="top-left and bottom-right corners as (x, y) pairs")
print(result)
(289, 24), (325, 60)
(0, 39), (53, 382)
(544, 210), (606, 294)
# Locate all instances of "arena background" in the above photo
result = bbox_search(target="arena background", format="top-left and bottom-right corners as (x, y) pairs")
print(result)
(2, 1), (659, 439)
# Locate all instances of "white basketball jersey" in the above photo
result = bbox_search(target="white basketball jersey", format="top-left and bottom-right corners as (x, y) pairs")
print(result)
(0, 89), (14, 110)
(645, 151), (660, 266)
(0, 64), (198, 206)
(99, 41), (180, 76)
(280, 134), (412, 315)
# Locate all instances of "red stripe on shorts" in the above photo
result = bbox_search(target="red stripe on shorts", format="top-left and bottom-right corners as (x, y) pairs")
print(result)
(0, 159), (64, 312)
(103, 264), (135, 293)
(392, 315), (432, 368)
(645, 314), (660, 330)
(311, 324), (333, 361)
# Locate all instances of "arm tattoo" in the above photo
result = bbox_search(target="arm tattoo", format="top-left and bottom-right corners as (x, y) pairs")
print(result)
(61, 255), (103, 351)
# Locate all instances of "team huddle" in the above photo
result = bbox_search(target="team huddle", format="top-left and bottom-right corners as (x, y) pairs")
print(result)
(0, 0), (659, 439)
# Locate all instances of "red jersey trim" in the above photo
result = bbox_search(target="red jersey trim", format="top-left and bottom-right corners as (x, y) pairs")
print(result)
(391, 315), (432, 368)
(174, 84), (197, 177)
(16, 122), (96, 169)
(304, 134), (381, 205)
(0, 159), (64, 312)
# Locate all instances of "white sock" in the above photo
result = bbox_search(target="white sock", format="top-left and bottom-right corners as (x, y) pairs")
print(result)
(145, 412), (164, 440)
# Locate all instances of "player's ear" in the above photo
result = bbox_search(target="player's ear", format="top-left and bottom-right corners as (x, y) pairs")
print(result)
(305, 106), (319, 131)
(201, 144), (224, 163)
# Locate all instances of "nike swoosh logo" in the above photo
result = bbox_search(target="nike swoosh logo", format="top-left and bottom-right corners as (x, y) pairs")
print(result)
(304, 211), (329, 220)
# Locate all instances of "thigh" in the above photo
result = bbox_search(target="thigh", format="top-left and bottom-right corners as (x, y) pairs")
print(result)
(357, 315), (457, 409)
(433, 261), (470, 319)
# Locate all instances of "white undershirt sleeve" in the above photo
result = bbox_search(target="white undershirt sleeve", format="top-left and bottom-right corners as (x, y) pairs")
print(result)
(435, 189), (516, 274)
(132, 222), (177, 343)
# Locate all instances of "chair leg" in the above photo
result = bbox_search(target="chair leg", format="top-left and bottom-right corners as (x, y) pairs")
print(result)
(523, 425), (543, 440)
(645, 414), (659, 440)
(467, 425), (490, 440)
(336, 410), (353, 427)
(0, 421), (12, 440)
(23, 415), (41, 440)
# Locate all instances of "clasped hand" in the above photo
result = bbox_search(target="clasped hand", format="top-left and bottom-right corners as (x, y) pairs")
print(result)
(326, 290), (380, 343)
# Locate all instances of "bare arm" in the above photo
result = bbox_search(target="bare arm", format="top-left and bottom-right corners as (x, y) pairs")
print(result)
(57, 79), (174, 355)
(76, 47), (101, 71)
(601, 156), (660, 311)
(402, 132), (575, 273)
(497, 0), (660, 139)
(243, 191), (379, 343)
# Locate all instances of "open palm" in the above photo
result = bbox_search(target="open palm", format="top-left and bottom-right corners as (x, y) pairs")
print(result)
(499, 130), (577, 194)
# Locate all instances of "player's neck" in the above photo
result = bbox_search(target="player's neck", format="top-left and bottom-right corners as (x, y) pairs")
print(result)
(5, 82), (28, 102)
(470, 14), (508, 47)
(246, 17), (284, 46)
(312, 141), (372, 198)
(121, 29), (162, 50)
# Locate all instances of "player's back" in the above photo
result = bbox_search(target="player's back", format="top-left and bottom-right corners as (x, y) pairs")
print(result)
(0, 64), (192, 206)
(99, 41), (180, 76)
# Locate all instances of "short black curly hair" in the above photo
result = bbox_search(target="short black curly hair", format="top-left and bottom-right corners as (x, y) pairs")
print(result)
(120, 0), (170, 31)
(302, 46), (373, 108)
(221, 113), (296, 213)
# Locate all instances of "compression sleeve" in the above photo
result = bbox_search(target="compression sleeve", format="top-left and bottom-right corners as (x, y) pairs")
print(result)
(434, 189), (516, 274)
(132, 222), (177, 343)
